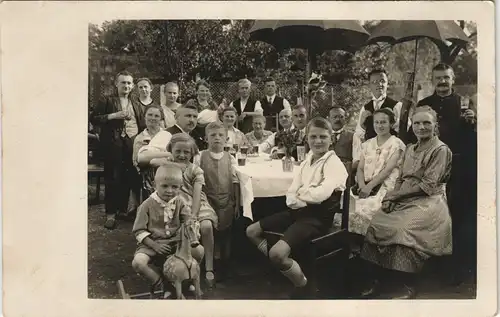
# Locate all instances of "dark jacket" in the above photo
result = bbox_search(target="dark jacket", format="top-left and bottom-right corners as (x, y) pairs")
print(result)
(410, 91), (476, 155)
(90, 94), (144, 148)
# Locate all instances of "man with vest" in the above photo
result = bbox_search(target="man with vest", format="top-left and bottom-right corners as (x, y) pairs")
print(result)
(260, 77), (292, 132)
(355, 69), (403, 142)
(229, 78), (264, 134)
(91, 71), (143, 230)
(415, 63), (477, 285)
(328, 107), (361, 172)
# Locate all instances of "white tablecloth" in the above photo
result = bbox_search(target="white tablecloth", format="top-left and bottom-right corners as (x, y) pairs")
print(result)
(236, 154), (299, 220)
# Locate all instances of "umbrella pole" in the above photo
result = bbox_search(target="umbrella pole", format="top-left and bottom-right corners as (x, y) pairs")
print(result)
(411, 39), (418, 94)
(306, 50), (318, 118)
(398, 39), (419, 143)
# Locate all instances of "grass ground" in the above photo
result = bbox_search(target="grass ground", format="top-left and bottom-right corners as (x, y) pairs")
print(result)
(87, 184), (476, 300)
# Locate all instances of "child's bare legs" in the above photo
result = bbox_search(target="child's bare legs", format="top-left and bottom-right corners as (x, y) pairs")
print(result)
(269, 240), (308, 291)
(246, 222), (269, 256)
(200, 219), (215, 286)
(132, 253), (162, 286)
(247, 223), (307, 294)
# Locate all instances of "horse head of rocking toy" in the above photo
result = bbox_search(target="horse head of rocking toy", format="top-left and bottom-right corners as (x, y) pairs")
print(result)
(180, 218), (200, 248)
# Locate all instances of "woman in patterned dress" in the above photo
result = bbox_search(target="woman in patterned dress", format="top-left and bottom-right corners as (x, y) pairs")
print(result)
(348, 108), (405, 250)
(359, 106), (453, 299)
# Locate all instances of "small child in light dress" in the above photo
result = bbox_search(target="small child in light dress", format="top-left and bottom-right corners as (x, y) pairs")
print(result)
(166, 133), (219, 288)
(194, 121), (240, 282)
(131, 164), (204, 298)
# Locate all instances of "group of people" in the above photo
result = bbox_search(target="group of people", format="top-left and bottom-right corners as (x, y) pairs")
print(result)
(89, 62), (477, 299)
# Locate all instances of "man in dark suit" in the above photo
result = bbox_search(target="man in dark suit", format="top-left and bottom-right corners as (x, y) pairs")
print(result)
(355, 69), (403, 142)
(229, 78), (264, 134)
(414, 63), (477, 284)
(328, 107), (361, 171)
(91, 71), (143, 229)
(260, 77), (292, 132)
(166, 104), (206, 150)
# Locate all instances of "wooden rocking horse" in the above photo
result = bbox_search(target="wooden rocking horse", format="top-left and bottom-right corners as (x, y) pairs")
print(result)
(163, 219), (202, 299)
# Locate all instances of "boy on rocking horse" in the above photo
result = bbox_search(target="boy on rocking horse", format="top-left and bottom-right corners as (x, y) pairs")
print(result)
(132, 164), (205, 299)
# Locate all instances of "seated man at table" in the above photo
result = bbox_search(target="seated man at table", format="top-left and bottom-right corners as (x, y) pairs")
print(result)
(246, 117), (348, 299)
(269, 105), (308, 160)
(259, 108), (293, 154)
(328, 106), (361, 171)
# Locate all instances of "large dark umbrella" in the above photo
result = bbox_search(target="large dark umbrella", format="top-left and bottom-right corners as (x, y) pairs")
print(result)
(366, 20), (470, 142)
(249, 20), (370, 55)
(249, 20), (369, 111)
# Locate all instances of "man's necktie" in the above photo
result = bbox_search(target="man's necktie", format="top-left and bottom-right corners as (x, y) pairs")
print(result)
(332, 132), (341, 145)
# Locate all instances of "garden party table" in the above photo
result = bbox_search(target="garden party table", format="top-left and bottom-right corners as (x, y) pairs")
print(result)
(236, 153), (299, 220)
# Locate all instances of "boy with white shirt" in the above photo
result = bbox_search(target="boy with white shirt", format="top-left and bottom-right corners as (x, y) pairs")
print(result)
(246, 117), (348, 299)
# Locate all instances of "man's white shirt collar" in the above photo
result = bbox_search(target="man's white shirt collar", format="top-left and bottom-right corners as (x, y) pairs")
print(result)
(266, 94), (276, 103)
(371, 93), (386, 102)
(175, 124), (186, 133)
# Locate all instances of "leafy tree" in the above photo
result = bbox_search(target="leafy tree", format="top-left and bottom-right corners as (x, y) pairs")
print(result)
(89, 19), (476, 122)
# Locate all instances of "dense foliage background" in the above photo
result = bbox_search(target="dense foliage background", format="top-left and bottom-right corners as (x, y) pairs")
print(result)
(89, 20), (477, 126)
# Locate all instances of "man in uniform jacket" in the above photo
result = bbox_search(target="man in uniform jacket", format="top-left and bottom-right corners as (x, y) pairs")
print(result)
(355, 69), (403, 142)
(229, 78), (264, 134)
(90, 71), (143, 229)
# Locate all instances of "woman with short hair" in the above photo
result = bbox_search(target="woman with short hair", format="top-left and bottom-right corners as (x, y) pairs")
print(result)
(348, 108), (405, 247)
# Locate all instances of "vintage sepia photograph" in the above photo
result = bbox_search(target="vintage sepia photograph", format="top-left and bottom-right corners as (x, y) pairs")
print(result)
(87, 19), (479, 300)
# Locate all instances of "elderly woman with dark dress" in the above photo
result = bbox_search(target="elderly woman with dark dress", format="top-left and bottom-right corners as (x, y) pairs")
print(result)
(359, 106), (453, 299)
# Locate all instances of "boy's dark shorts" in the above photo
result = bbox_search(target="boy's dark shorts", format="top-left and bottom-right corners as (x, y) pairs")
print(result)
(135, 240), (178, 266)
(259, 204), (335, 250)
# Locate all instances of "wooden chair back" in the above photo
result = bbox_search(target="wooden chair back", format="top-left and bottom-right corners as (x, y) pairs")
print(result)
(264, 115), (279, 133)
